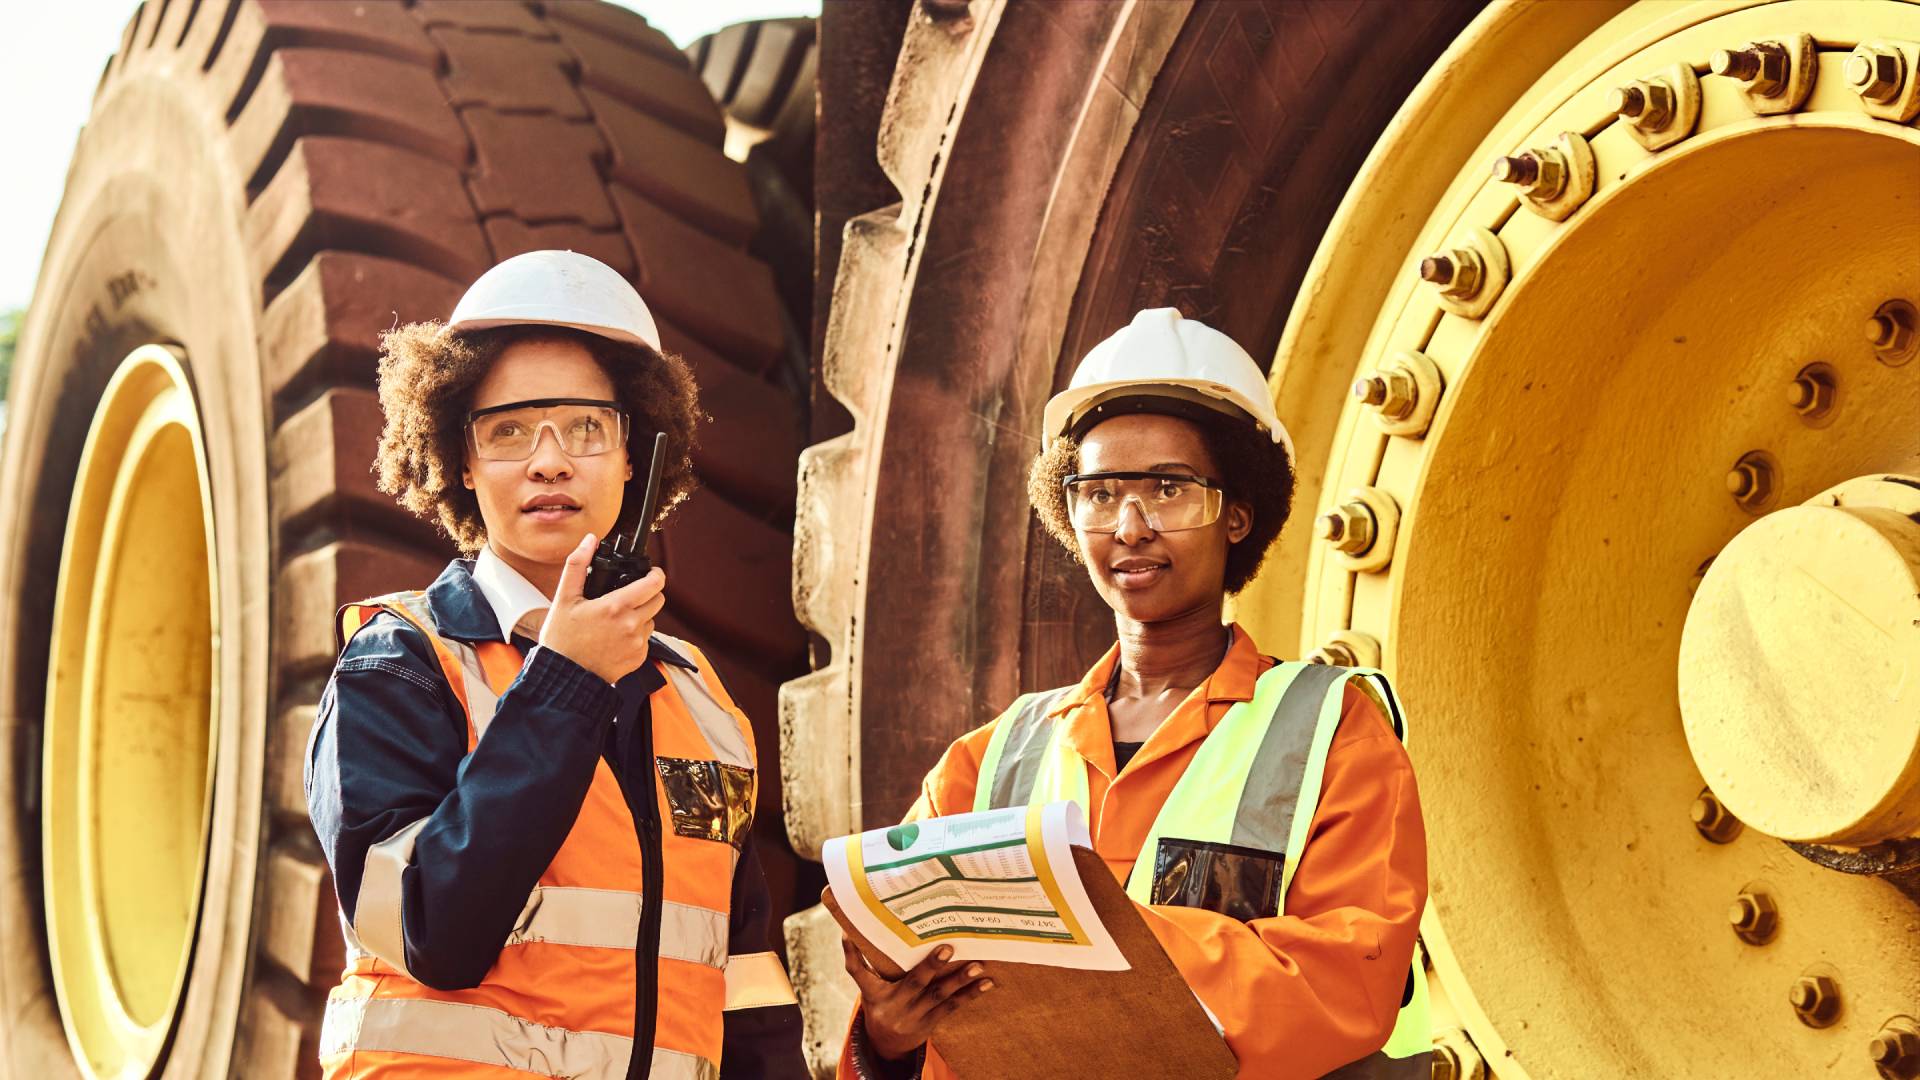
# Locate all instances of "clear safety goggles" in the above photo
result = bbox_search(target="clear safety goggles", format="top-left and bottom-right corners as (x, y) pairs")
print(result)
(466, 398), (629, 461)
(1062, 471), (1226, 533)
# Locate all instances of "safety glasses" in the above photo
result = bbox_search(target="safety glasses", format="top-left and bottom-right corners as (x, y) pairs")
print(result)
(466, 398), (629, 461)
(1062, 471), (1226, 533)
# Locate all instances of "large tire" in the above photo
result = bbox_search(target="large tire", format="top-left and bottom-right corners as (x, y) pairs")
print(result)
(0, 2), (806, 1076)
(789, 0), (1920, 1076)
(779, 2), (1479, 1068)
(785, 0), (1480, 862)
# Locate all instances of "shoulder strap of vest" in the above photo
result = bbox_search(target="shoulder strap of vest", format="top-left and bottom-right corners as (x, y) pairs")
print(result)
(1276, 665), (1407, 907)
(1121, 660), (1317, 902)
(650, 631), (755, 770)
(972, 686), (1074, 813)
(338, 591), (498, 746)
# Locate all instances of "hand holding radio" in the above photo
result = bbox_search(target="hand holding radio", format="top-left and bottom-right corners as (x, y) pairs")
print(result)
(540, 536), (665, 686)
(539, 432), (670, 685)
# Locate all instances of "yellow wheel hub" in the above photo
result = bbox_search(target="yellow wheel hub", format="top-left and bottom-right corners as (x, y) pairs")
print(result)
(1682, 476), (1920, 847)
(42, 346), (219, 1079)
(1247, 1), (1920, 1075)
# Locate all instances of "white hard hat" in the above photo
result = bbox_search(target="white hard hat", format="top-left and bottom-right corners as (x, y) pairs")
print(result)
(445, 249), (661, 351)
(1043, 308), (1293, 458)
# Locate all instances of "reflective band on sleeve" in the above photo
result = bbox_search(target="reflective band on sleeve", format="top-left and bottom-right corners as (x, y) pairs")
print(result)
(721, 951), (798, 1011)
(353, 817), (429, 977)
(320, 995), (719, 1080)
(504, 887), (728, 969)
(658, 661), (754, 770)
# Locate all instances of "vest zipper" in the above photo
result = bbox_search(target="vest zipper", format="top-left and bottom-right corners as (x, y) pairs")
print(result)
(609, 694), (664, 1080)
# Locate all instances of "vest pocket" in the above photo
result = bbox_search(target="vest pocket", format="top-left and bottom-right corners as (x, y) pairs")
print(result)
(656, 758), (755, 848)
(1149, 837), (1285, 922)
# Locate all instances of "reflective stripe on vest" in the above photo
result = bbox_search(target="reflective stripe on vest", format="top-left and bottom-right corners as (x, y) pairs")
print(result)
(320, 995), (719, 1080)
(973, 658), (1429, 1078)
(331, 591), (761, 1077)
(505, 886), (728, 966)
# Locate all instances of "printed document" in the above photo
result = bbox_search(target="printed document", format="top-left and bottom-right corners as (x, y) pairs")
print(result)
(823, 801), (1129, 972)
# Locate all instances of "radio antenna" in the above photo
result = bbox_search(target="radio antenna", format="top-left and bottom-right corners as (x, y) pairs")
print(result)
(627, 432), (666, 553)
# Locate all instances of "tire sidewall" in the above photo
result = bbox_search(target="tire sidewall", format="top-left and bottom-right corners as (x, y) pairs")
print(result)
(0, 65), (272, 1080)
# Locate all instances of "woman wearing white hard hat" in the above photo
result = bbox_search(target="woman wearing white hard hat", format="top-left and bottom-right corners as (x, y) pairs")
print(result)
(839, 309), (1431, 1079)
(306, 251), (808, 1079)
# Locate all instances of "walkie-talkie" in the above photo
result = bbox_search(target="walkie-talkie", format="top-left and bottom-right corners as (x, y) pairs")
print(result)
(584, 431), (666, 599)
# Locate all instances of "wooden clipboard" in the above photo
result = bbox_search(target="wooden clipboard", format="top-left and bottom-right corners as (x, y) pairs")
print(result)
(824, 845), (1238, 1079)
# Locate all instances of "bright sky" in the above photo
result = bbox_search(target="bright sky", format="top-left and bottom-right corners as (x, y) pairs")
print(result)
(0, 0), (818, 315)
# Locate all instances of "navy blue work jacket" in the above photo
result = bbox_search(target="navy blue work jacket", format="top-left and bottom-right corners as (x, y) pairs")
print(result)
(304, 558), (806, 1079)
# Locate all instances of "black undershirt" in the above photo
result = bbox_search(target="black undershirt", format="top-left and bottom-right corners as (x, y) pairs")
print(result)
(1106, 663), (1144, 771)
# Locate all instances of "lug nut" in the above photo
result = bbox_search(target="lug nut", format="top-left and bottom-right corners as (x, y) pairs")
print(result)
(1711, 43), (1789, 96)
(1420, 247), (1485, 300)
(1727, 888), (1778, 945)
(1848, 45), (1906, 104)
(1352, 369), (1418, 419)
(1785, 365), (1835, 420)
(1491, 148), (1569, 200)
(1867, 300), (1918, 364)
(1725, 452), (1775, 510)
(1431, 1029), (1487, 1080)
(1316, 502), (1376, 556)
(1610, 79), (1676, 131)
(1690, 787), (1742, 843)
(1868, 1017), (1920, 1079)
(1308, 641), (1359, 667)
(1789, 975), (1841, 1028)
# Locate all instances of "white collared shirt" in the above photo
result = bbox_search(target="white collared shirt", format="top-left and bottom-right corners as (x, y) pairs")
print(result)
(470, 545), (554, 643)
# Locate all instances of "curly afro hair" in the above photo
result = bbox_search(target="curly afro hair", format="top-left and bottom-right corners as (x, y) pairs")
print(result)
(371, 321), (702, 554)
(1026, 414), (1294, 594)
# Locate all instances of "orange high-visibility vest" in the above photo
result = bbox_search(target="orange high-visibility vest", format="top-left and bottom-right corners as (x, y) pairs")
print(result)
(321, 591), (790, 1080)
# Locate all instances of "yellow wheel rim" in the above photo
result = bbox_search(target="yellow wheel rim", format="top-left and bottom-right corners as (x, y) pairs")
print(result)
(42, 345), (219, 1079)
(1245, 1), (1920, 1075)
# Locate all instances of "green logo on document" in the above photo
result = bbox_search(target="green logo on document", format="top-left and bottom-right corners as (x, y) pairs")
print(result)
(884, 824), (920, 851)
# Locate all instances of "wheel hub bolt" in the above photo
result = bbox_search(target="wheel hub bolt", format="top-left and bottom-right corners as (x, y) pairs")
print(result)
(1727, 888), (1778, 945)
(1352, 369), (1419, 420)
(1307, 641), (1359, 667)
(1725, 452), (1774, 510)
(1420, 247), (1485, 300)
(1786, 366), (1835, 420)
(1491, 149), (1568, 200)
(1711, 43), (1790, 96)
(1609, 80), (1676, 132)
(1867, 299), (1918, 365)
(1316, 503), (1376, 555)
(1690, 787), (1742, 843)
(1790, 975), (1841, 1028)
(1431, 1030), (1487, 1080)
(1847, 45), (1906, 104)
(1352, 375), (1388, 407)
(1867, 1017), (1920, 1079)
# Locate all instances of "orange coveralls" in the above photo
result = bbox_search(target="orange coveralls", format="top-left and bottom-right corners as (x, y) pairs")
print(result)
(839, 625), (1428, 1079)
